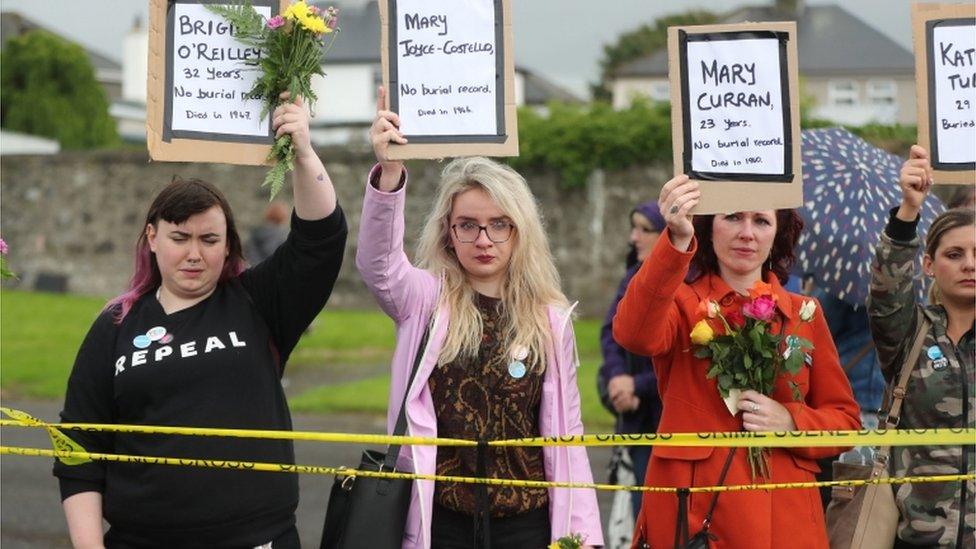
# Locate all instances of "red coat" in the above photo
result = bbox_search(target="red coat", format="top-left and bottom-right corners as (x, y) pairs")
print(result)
(613, 231), (861, 549)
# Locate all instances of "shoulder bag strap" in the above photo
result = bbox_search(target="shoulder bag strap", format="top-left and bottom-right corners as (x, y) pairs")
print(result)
(700, 447), (737, 531)
(383, 319), (433, 471)
(876, 307), (931, 464)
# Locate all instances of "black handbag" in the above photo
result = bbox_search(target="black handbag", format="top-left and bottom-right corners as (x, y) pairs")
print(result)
(674, 448), (735, 548)
(319, 324), (431, 549)
(633, 448), (735, 549)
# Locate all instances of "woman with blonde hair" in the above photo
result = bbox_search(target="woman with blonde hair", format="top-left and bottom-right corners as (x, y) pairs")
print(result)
(357, 88), (603, 548)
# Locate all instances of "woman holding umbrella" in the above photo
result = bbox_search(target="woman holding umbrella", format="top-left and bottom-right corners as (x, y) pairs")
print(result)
(867, 145), (975, 548)
(613, 175), (860, 548)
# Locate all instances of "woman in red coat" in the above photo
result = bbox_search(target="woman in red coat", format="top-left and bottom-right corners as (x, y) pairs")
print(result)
(613, 176), (861, 548)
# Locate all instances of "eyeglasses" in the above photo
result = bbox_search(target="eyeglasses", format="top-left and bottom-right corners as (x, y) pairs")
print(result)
(451, 220), (515, 243)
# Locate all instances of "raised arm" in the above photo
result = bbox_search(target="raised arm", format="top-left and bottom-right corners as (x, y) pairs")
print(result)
(355, 87), (436, 322)
(867, 145), (931, 379)
(274, 92), (336, 220)
(239, 93), (348, 364)
(613, 176), (699, 357)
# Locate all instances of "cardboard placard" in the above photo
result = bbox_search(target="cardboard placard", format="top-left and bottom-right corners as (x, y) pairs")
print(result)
(912, 3), (976, 185)
(147, 0), (286, 165)
(379, 0), (518, 160)
(668, 22), (802, 214)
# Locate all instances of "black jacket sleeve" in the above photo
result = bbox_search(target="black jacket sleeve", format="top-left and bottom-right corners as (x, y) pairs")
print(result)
(54, 309), (118, 500)
(238, 205), (348, 367)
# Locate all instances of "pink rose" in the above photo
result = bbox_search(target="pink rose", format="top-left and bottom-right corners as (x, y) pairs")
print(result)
(267, 15), (285, 29)
(327, 14), (339, 29)
(0, 238), (7, 255)
(742, 295), (776, 322)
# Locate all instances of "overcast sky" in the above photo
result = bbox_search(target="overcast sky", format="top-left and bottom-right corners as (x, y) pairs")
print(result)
(0, 0), (937, 97)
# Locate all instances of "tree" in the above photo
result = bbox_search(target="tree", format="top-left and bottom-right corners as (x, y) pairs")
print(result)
(591, 10), (718, 101)
(1, 30), (118, 149)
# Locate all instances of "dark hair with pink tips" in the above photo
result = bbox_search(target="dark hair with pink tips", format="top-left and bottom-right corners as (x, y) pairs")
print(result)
(106, 177), (246, 323)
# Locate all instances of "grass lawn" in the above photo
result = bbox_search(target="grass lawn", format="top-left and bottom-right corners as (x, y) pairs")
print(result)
(1, 290), (615, 430)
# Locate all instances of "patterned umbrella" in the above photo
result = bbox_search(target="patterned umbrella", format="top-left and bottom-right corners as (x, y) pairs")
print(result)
(797, 128), (945, 306)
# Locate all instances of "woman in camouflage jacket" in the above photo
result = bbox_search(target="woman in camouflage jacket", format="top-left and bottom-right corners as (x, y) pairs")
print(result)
(868, 145), (975, 548)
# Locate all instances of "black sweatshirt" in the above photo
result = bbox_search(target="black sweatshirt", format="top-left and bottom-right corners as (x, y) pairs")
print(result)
(54, 207), (347, 548)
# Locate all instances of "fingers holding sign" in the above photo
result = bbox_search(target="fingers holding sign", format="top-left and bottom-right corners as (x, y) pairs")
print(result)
(659, 174), (700, 252)
(371, 87), (407, 158)
(272, 92), (313, 160)
(370, 87), (407, 191)
(897, 144), (933, 220)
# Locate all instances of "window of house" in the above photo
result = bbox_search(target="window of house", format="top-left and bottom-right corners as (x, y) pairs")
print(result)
(867, 80), (896, 105)
(828, 80), (859, 106)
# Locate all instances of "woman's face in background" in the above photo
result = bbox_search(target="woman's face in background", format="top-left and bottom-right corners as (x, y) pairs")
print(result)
(630, 212), (660, 263)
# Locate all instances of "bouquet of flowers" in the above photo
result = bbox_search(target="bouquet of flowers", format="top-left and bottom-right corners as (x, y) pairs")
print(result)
(689, 280), (817, 478)
(550, 533), (586, 549)
(208, 1), (339, 199)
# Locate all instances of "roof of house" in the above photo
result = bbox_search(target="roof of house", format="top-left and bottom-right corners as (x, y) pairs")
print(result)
(521, 68), (582, 104)
(614, 4), (915, 79)
(0, 12), (122, 79)
(315, 1), (381, 64)
(317, 1), (580, 104)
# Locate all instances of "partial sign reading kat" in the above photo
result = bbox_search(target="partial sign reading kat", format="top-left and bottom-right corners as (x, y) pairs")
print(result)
(912, 3), (975, 183)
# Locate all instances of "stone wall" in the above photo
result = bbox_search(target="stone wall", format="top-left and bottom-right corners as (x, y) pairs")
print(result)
(0, 149), (670, 317)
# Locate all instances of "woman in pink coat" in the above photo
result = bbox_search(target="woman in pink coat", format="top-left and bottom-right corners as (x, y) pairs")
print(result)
(356, 88), (604, 549)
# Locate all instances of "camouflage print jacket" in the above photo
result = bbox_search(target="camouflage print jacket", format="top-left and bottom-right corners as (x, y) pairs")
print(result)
(868, 212), (975, 548)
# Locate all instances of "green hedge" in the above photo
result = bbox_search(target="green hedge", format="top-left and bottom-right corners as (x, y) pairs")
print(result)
(511, 101), (917, 188)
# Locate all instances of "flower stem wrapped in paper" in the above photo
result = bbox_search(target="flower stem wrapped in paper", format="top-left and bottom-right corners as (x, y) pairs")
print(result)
(208, 1), (339, 199)
(690, 280), (816, 479)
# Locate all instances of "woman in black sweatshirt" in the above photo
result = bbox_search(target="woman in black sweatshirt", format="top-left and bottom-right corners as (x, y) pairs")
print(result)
(53, 95), (347, 548)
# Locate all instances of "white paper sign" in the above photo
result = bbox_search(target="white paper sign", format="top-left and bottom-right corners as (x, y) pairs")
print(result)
(930, 23), (976, 165)
(685, 37), (786, 176)
(170, 3), (271, 137)
(394, 0), (499, 137)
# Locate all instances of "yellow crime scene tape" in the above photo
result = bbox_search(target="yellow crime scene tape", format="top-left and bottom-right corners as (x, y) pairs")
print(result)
(3, 407), (974, 448)
(2, 445), (973, 495)
(3, 406), (973, 494)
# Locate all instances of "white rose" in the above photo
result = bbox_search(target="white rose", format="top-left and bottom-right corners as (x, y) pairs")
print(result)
(799, 300), (817, 322)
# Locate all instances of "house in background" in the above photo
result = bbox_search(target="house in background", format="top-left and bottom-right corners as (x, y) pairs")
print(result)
(610, 2), (917, 126)
(118, 1), (579, 144)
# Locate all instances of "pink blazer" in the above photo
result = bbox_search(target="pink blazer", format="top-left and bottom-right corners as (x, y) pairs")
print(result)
(355, 165), (604, 548)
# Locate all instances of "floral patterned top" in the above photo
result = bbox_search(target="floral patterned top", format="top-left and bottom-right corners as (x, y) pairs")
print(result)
(428, 293), (549, 517)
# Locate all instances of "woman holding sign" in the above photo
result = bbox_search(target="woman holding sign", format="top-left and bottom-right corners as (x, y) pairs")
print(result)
(613, 175), (860, 548)
(358, 88), (603, 548)
(54, 94), (347, 548)
(867, 146), (975, 548)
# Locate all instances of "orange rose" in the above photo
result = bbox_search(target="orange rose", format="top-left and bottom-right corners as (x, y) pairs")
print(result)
(748, 280), (776, 301)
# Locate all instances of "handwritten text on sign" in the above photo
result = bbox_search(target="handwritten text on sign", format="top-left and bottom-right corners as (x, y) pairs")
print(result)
(171, 3), (270, 137)
(931, 23), (975, 164)
(396, 0), (498, 136)
(686, 37), (786, 175)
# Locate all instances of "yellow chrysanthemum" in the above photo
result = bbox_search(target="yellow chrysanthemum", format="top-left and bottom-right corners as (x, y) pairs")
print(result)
(298, 12), (328, 34)
(283, 1), (311, 22)
(690, 319), (715, 345)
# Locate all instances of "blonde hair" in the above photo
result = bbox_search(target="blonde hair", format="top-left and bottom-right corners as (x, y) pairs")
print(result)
(416, 157), (568, 370)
